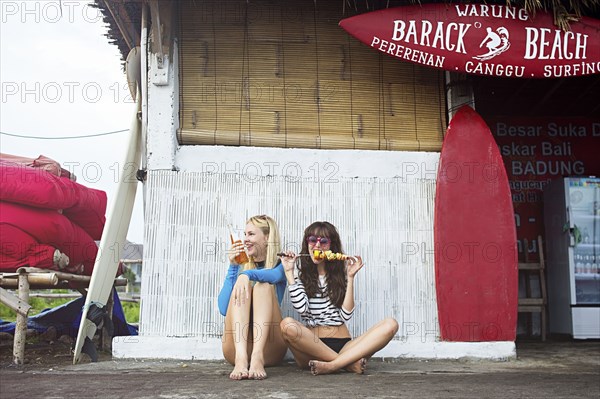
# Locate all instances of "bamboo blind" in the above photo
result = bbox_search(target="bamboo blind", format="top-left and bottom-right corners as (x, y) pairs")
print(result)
(178, 0), (446, 151)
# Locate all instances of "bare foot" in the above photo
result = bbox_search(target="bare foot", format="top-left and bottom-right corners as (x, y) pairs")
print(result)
(344, 358), (367, 374)
(229, 362), (249, 380)
(249, 356), (267, 380)
(308, 360), (335, 375)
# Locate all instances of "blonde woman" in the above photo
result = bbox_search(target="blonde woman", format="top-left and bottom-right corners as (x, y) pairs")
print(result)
(218, 215), (287, 380)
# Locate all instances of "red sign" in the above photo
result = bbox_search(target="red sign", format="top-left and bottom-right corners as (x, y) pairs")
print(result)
(489, 118), (600, 259)
(339, 4), (600, 78)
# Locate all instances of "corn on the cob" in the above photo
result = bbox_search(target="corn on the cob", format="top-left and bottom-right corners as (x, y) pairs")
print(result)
(313, 250), (349, 261)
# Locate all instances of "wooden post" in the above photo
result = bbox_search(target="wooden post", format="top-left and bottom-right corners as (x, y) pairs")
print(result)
(13, 272), (30, 365)
(0, 287), (31, 315)
(0, 273), (58, 288)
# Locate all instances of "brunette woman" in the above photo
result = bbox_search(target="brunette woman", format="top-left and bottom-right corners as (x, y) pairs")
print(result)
(279, 221), (398, 375)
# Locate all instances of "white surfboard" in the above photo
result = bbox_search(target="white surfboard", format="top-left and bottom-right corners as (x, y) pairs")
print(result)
(126, 46), (142, 102)
(73, 48), (142, 364)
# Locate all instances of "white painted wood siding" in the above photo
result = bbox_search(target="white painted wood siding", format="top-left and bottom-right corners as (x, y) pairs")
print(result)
(140, 167), (439, 343)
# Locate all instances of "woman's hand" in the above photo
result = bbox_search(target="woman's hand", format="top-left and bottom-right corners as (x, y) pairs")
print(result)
(227, 241), (246, 265)
(232, 274), (251, 306)
(279, 251), (297, 285)
(346, 255), (364, 278)
(279, 251), (297, 273)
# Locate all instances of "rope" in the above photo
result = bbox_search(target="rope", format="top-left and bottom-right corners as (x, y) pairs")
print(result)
(312, 1), (322, 144)
(212, 5), (219, 144)
(347, 35), (356, 149)
(0, 129), (128, 140)
(412, 63), (418, 146)
(245, 2), (252, 146)
(237, 3), (249, 146)
(378, 54), (385, 150)
(279, 3), (288, 147)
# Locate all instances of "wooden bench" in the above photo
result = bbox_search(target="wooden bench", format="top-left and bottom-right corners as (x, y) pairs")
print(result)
(0, 267), (127, 364)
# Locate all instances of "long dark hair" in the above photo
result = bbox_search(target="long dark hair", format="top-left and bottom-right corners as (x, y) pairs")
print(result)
(298, 221), (347, 308)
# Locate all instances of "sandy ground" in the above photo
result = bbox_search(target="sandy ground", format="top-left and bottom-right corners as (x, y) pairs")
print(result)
(1, 338), (599, 399)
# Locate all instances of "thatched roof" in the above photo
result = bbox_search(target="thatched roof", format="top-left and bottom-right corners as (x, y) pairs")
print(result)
(93, 0), (142, 62)
(507, 0), (600, 30)
(97, 0), (600, 61)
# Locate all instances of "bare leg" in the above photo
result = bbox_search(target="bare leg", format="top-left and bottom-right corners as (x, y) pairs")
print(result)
(309, 318), (399, 375)
(337, 330), (373, 374)
(279, 318), (366, 374)
(222, 286), (253, 380)
(247, 283), (287, 379)
(280, 318), (339, 368)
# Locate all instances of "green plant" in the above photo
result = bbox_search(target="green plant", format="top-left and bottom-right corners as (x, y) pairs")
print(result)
(0, 302), (16, 322)
(0, 291), (73, 322)
(0, 290), (140, 323)
(121, 302), (140, 323)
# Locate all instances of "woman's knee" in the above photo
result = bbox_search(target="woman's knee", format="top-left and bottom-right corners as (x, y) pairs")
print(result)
(280, 317), (301, 339)
(252, 282), (272, 296)
(383, 318), (399, 336)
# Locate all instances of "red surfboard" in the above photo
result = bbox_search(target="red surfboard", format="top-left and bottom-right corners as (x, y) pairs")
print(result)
(434, 106), (518, 342)
(339, 4), (600, 78)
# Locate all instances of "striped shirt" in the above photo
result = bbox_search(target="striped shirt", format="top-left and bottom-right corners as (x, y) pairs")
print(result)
(288, 275), (354, 327)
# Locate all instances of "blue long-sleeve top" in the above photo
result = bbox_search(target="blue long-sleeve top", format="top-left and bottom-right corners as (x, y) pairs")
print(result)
(217, 261), (286, 316)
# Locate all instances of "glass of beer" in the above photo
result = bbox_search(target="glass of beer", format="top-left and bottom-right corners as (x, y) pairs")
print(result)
(228, 224), (249, 264)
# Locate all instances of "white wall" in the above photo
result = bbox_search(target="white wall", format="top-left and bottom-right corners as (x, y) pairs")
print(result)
(140, 147), (439, 341)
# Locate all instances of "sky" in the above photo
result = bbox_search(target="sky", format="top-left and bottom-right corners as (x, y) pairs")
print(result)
(0, 0), (144, 243)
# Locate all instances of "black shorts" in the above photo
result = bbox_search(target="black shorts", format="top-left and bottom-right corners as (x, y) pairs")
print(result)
(320, 337), (352, 353)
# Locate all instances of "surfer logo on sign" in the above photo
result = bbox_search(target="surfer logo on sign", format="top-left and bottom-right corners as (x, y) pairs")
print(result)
(473, 26), (510, 61)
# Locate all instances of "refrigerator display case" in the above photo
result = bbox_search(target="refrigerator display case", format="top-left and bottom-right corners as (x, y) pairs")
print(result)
(543, 177), (600, 339)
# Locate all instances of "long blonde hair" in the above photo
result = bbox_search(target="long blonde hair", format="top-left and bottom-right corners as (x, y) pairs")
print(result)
(244, 215), (281, 270)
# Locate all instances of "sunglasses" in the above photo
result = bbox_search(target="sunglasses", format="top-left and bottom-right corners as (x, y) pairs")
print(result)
(307, 235), (331, 246)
